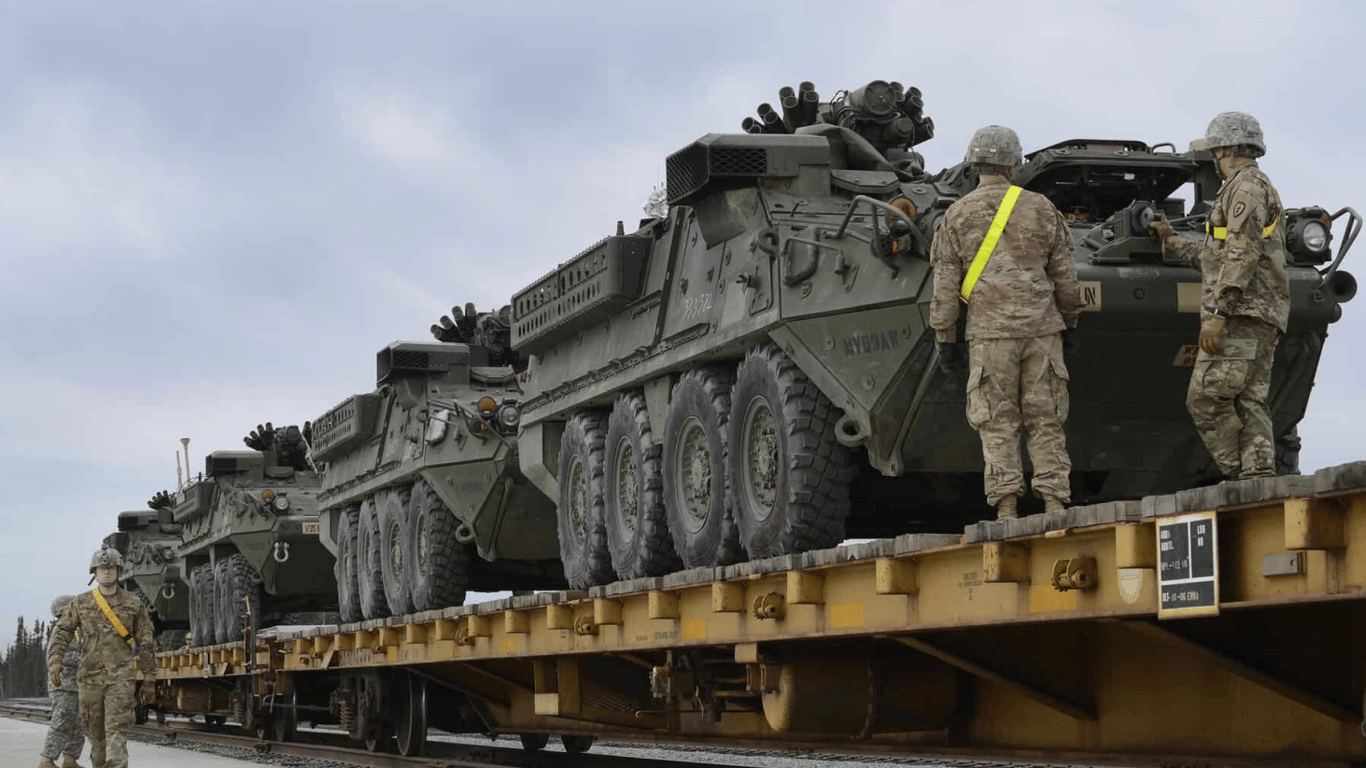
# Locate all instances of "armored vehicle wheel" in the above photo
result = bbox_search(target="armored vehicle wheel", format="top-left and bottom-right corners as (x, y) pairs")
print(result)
(407, 479), (469, 611)
(603, 392), (680, 579)
(357, 497), (390, 620)
(519, 733), (550, 751)
(561, 734), (595, 754)
(214, 558), (234, 644)
(336, 504), (363, 623)
(220, 554), (263, 643)
(556, 413), (614, 588)
(380, 487), (415, 616)
(664, 368), (744, 568)
(728, 343), (852, 558)
(188, 567), (206, 647)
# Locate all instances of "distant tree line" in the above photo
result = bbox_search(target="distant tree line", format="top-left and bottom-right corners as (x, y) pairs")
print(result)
(0, 616), (52, 699)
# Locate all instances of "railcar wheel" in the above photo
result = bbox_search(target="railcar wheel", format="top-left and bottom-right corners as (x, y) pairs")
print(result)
(728, 343), (852, 558)
(221, 554), (262, 643)
(561, 734), (595, 754)
(392, 672), (427, 757)
(663, 368), (744, 567)
(336, 504), (363, 623)
(407, 479), (469, 611)
(357, 497), (390, 620)
(271, 688), (297, 742)
(603, 392), (680, 579)
(380, 488), (415, 616)
(519, 733), (550, 751)
(556, 413), (614, 588)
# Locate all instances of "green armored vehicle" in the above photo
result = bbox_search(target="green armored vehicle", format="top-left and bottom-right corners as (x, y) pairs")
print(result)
(311, 304), (564, 623)
(509, 80), (1358, 588)
(101, 496), (188, 648)
(168, 424), (338, 645)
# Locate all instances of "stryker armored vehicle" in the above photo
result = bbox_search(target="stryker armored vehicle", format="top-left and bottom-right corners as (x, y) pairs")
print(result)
(167, 423), (338, 645)
(311, 304), (564, 623)
(509, 80), (1358, 588)
(101, 495), (188, 648)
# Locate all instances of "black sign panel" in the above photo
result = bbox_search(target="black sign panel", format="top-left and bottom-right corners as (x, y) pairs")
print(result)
(1157, 513), (1218, 618)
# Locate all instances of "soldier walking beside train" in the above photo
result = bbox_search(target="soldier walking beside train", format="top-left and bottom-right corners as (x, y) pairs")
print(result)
(40, 595), (86, 768)
(929, 125), (1084, 520)
(1148, 112), (1290, 480)
(47, 548), (157, 768)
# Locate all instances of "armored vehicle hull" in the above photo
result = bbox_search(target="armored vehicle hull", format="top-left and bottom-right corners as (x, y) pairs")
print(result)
(169, 436), (337, 646)
(511, 82), (1356, 588)
(103, 509), (188, 648)
(311, 333), (564, 623)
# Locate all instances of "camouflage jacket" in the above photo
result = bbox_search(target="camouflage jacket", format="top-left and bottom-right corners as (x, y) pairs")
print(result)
(47, 587), (155, 686)
(929, 178), (1083, 342)
(53, 634), (82, 694)
(1164, 161), (1290, 332)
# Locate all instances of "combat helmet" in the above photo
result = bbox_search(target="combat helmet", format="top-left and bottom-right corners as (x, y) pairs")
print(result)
(1204, 111), (1265, 157)
(89, 547), (124, 574)
(964, 125), (1023, 168)
(51, 594), (76, 619)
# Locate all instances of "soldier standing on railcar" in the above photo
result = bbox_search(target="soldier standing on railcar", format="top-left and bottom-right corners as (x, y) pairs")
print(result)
(929, 125), (1084, 520)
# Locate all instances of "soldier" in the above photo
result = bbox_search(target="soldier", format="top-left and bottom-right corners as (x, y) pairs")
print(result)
(39, 595), (86, 768)
(1149, 112), (1289, 480)
(929, 125), (1083, 520)
(47, 548), (156, 768)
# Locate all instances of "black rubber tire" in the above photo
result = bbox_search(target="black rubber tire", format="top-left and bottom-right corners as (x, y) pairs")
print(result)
(603, 392), (681, 579)
(214, 559), (233, 644)
(728, 343), (853, 558)
(663, 367), (745, 568)
(519, 733), (549, 751)
(357, 497), (390, 620)
(221, 554), (263, 643)
(407, 479), (469, 611)
(336, 505), (363, 623)
(379, 487), (415, 617)
(188, 566), (206, 647)
(561, 734), (595, 754)
(1276, 425), (1301, 476)
(556, 413), (615, 589)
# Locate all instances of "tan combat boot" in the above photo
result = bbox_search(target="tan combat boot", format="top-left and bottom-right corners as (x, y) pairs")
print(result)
(996, 496), (1018, 520)
(1044, 496), (1066, 514)
(37, 758), (59, 768)
(59, 754), (87, 768)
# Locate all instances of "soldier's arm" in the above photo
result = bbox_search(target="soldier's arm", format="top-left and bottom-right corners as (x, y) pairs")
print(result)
(134, 602), (157, 677)
(46, 601), (80, 669)
(1045, 210), (1083, 327)
(1162, 234), (1202, 269)
(928, 222), (964, 342)
(1211, 181), (1271, 313)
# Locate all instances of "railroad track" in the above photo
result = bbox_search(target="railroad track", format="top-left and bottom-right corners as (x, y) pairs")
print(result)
(0, 700), (1126, 768)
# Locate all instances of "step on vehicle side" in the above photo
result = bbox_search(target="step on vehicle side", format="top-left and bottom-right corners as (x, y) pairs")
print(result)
(509, 79), (1358, 588)
(167, 424), (338, 646)
(310, 304), (566, 624)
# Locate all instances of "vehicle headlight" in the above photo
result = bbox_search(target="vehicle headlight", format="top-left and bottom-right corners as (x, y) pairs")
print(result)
(496, 404), (520, 429)
(273, 495), (291, 512)
(1302, 221), (1328, 252)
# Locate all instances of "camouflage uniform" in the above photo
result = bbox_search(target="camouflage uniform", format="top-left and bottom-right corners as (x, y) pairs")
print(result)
(47, 586), (155, 768)
(41, 596), (85, 767)
(1156, 113), (1290, 479)
(930, 126), (1083, 513)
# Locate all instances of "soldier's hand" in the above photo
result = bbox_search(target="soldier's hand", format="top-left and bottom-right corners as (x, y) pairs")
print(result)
(1199, 315), (1227, 355)
(935, 341), (966, 376)
(49, 663), (61, 688)
(1148, 212), (1175, 241)
(1062, 328), (1080, 354)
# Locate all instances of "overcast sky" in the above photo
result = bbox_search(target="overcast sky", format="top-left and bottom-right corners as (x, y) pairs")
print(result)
(3, 0), (1364, 634)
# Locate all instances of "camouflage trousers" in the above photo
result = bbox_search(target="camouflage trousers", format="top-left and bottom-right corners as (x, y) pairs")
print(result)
(1187, 315), (1279, 479)
(966, 333), (1072, 506)
(41, 690), (84, 760)
(79, 680), (134, 768)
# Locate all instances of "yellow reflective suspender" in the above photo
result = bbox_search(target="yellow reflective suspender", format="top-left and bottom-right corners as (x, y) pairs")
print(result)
(960, 185), (1022, 303)
(1206, 219), (1278, 240)
(91, 588), (135, 646)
